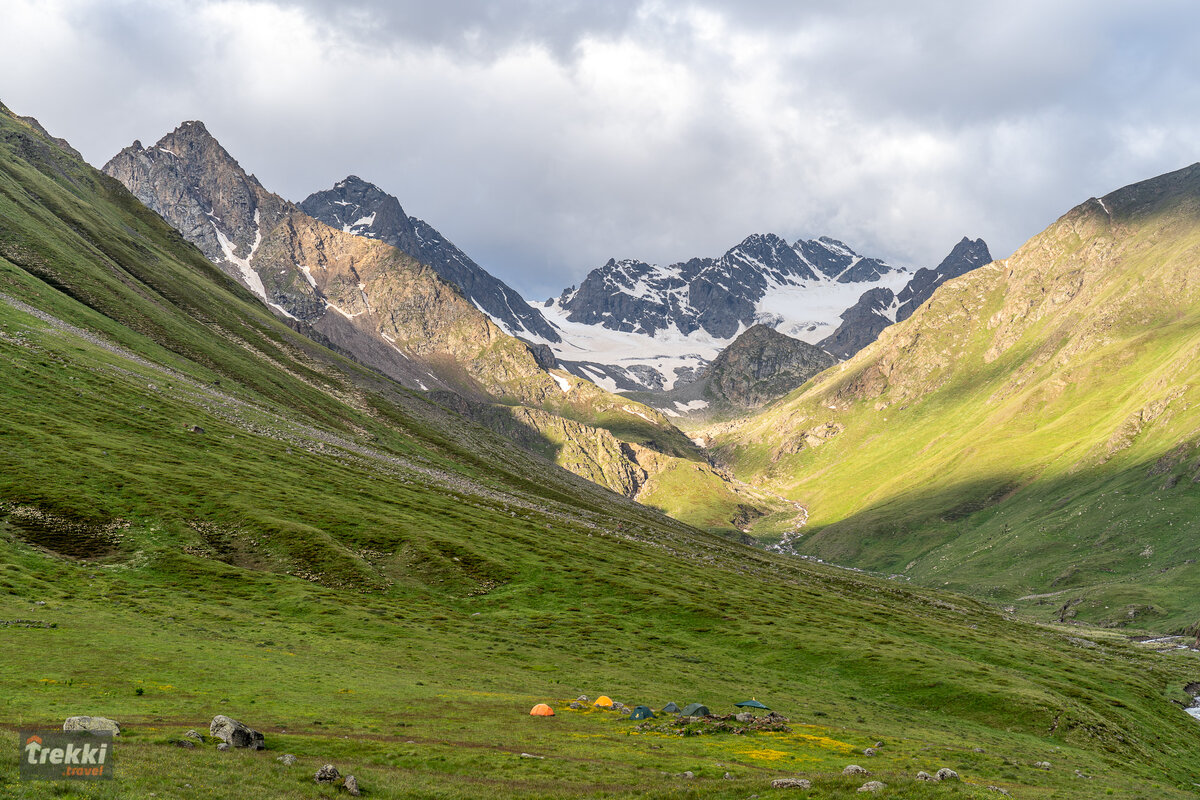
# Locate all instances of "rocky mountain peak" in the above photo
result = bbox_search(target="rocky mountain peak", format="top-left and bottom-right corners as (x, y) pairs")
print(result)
(300, 178), (560, 342)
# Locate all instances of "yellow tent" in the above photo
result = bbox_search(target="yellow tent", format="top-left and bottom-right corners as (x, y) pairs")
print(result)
(593, 696), (613, 708)
(529, 703), (555, 717)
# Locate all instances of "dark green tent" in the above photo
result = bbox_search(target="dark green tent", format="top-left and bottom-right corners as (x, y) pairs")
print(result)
(680, 703), (710, 717)
(661, 702), (681, 714)
(629, 705), (655, 721)
(734, 700), (770, 710)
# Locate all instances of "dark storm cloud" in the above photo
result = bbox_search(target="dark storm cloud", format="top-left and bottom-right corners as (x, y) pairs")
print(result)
(2, 1), (1200, 299)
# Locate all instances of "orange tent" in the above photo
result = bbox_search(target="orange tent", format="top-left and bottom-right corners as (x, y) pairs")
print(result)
(529, 703), (555, 717)
(593, 696), (613, 708)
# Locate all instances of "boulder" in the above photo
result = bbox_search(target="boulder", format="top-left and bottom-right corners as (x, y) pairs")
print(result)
(344, 775), (360, 796)
(576, 695), (589, 702)
(735, 712), (755, 724)
(771, 778), (811, 789)
(1033, 761), (1051, 770)
(936, 767), (959, 781)
(277, 754), (297, 765)
(843, 764), (870, 776)
(63, 716), (120, 736)
(184, 730), (203, 741)
(916, 771), (936, 781)
(209, 715), (265, 750)
(862, 747), (877, 757)
(857, 781), (886, 792)
(314, 764), (341, 784)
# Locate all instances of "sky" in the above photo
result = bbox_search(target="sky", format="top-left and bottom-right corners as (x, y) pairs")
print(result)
(3, 1), (1200, 299)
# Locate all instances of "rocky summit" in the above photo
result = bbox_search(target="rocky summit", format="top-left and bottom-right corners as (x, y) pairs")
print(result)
(820, 237), (991, 358)
(300, 176), (560, 343)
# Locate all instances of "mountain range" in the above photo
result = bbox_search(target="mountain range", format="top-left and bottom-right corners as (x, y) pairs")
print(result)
(4, 99), (1200, 798)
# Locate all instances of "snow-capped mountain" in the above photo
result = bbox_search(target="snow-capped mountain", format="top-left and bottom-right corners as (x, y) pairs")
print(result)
(300, 176), (560, 343)
(537, 234), (909, 391)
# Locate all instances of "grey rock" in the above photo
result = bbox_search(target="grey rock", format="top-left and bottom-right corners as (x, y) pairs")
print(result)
(569, 701), (584, 710)
(344, 775), (360, 796)
(735, 712), (756, 724)
(63, 716), (120, 736)
(770, 778), (811, 789)
(843, 765), (870, 776)
(314, 764), (341, 784)
(576, 695), (589, 702)
(1033, 761), (1051, 770)
(519, 753), (544, 759)
(678, 771), (694, 779)
(184, 730), (202, 741)
(723, 772), (734, 780)
(988, 787), (1011, 796)
(862, 747), (877, 757)
(916, 771), (935, 781)
(857, 781), (886, 792)
(171, 739), (196, 748)
(209, 715), (265, 750)
(216, 742), (230, 751)
(936, 767), (960, 780)
(277, 754), (297, 765)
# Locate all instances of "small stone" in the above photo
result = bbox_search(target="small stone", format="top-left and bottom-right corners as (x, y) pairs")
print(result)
(843, 764), (870, 776)
(1033, 760), (1051, 770)
(63, 716), (121, 736)
(314, 764), (341, 784)
(678, 771), (694, 779)
(936, 767), (960, 781)
(344, 775), (360, 796)
(577, 695), (588, 702)
(217, 742), (229, 751)
(916, 771), (935, 781)
(857, 781), (886, 792)
(277, 754), (297, 765)
(519, 753), (544, 759)
(973, 747), (985, 753)
(171, 739), (195, 748)
(863, 747), (877, 757)
(184, 730), (202, 741)
(988, 787), (1012, 796)
(569, 701), (584, 710)
(735, 712), (755, 724)
(770, 778), (811, 789)
(874, 741), (883, 748)
(723, 771), (734, 780)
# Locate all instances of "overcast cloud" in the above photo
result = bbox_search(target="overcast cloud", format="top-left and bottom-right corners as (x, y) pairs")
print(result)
(3, 0), (1200, 298)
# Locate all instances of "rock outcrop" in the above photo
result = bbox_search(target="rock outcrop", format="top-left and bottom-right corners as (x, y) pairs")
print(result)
(209, 715), (265, 750)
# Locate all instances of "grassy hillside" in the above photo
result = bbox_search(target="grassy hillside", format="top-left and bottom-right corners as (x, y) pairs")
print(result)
(711, 164), (1200, 631)
(3, 104), (1200, 798)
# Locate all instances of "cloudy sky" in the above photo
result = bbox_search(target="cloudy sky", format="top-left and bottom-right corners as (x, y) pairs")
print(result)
(3, 1), (1200, 298)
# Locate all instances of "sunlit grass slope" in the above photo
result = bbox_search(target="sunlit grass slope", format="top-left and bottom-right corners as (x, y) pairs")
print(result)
(2, 105), (1200, 797)
(713, 164), (1200, 630)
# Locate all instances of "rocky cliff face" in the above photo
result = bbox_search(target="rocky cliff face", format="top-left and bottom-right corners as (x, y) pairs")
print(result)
(300, 176), (560, 342)
(818, 237), (991, 359)
(703, 324), (837, 408)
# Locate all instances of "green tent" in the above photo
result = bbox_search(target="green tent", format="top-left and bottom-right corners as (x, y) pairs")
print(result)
(661, 702), (681, 714)
(734, 700), (770, 710)
(629, 705), (655, 721)
(679, 703), (710, 717)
